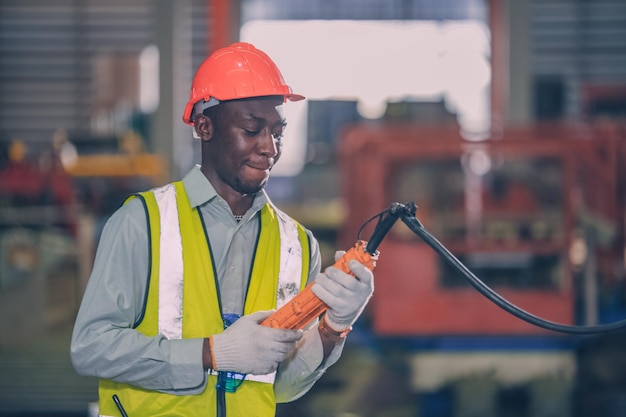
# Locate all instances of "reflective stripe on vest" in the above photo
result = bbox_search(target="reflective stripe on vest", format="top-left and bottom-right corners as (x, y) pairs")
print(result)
(275, 209), (303, 307)
(153, 184), (302, 384)
(152, 184), (184, 340)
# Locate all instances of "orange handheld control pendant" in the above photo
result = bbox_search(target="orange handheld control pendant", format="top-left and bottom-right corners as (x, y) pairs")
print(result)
(261, 202), (416, 330)
(261, 240), (377, 330)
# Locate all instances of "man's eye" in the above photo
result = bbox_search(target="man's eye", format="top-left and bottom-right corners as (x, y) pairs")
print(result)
(272, 133), (284, 141)
(244, 129), (260, 136)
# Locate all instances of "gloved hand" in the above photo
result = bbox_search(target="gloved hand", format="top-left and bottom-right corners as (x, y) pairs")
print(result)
(311, 251), (374, 331)
(210, 310), (303, 375)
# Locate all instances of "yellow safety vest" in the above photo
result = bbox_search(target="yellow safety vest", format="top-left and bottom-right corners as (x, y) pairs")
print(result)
(98, 181), (310, 417)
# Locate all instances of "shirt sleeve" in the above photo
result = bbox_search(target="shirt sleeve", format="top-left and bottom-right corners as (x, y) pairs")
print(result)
(273, 230), (346, 403)
(70, 199), (207, 394)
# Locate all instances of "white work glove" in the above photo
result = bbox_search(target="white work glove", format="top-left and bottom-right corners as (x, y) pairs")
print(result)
(211, 310), (303, 375)
(311, 251), (374, 331)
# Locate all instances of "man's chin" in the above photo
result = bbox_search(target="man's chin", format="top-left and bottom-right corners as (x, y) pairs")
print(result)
(235, 179), (268, 196)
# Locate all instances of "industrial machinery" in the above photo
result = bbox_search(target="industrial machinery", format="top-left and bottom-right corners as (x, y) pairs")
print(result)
(0, 131), (166, 347)
(336, 122), (625, 336)
(328, 121), (626, 416)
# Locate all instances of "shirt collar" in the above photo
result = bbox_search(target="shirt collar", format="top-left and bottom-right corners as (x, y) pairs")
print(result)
(182, 165), (269, 212)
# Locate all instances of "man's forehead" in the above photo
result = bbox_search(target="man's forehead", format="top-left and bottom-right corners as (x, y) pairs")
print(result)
(222, 97), (285, 118)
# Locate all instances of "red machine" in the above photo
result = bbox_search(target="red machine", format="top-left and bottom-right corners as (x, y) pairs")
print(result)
(337, 122), (626, 336)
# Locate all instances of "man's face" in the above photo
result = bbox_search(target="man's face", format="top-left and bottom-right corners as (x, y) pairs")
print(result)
(203, 96), (286, 196)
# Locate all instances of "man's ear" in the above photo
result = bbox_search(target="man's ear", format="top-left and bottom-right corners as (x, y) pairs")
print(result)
(193, 114), (213, 142)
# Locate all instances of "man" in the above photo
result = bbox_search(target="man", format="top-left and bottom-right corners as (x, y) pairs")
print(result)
(71, 42), (374, 417)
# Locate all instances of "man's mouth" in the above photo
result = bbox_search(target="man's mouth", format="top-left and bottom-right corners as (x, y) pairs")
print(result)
(246, 160), (273, 171)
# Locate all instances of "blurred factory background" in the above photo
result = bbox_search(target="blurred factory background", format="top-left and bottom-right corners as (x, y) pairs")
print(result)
(1, 0), (625, 416)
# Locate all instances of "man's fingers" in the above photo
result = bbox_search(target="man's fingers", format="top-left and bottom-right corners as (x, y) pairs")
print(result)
(249, 310), (274, 323)
(325, 266), (363, 290)
(348, 260), (373, 284)
(255, 324), (302, 343)
(311, 272), (345, 300)
(334, 250), (346, 263)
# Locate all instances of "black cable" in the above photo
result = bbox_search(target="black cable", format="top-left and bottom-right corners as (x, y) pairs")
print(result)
(401, 215), (626, 335)
(357, 210), (385, 241)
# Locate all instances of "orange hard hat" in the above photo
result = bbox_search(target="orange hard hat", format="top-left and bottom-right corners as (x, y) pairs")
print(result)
(182, 42), (305, 125)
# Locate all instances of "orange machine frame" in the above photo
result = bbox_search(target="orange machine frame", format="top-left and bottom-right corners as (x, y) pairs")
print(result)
(338, 122), (624, 336)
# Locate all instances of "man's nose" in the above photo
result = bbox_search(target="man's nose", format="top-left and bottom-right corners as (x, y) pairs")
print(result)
(258, 128), (278, 157)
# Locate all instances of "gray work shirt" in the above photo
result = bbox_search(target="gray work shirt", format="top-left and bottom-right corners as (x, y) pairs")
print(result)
(71, 165), (343, 401)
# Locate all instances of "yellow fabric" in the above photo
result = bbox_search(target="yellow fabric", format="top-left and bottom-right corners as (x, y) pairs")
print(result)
(98, 182), (310, 417)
